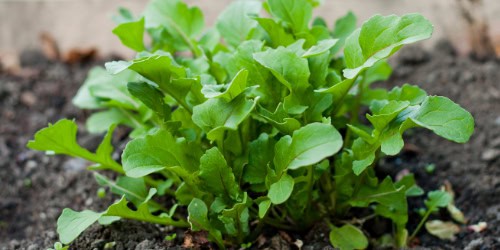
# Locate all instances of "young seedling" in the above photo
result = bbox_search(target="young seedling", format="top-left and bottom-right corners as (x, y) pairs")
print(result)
(28, 0), (474, 248)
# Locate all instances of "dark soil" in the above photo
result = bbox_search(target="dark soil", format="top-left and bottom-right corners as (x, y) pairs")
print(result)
(0, 42), (499, 249)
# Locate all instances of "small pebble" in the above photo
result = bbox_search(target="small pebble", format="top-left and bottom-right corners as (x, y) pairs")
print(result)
(9, 240), (20, 248)
(26, 244), (39, 250)
(20, 91), (37, 107)
(47, 230), (56, 238)
(464, 238), (484, 250)
(91, 239), (106, 249)
(490, 137), (500, 147)
(85, 197), (93, 206)
(135, 240), (154, 250)
(25, 160), (37, 171)
(495, 116), (500, 126)
(481, 149), (500, 161)
(63, 158), (88, 172)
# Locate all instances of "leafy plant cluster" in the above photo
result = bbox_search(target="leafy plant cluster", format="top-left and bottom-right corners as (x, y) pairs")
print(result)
(28, 0), (474, 248)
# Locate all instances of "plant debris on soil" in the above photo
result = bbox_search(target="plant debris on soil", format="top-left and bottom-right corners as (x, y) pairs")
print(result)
(1, 41), (499, 249)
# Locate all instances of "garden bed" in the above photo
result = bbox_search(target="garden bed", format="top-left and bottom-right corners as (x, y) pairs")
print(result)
(0, 42), (499, 249)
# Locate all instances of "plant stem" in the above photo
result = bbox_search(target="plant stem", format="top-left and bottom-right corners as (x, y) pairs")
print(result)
(262, 217), (298, 231)
(159, 87), (193, 115)
(117, 107), (146, 130)
(120, 212), (189, 228)
(306, 165), (315, 223)
(409, 208), (433, 241)
(345, 76), (366, 148)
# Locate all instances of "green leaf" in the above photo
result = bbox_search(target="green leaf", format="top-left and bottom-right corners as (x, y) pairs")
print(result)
(188, 198), (224, 248)
(213, 41), (267, 85)
(127, 82), (171, 121)
(188, 198), (211, 231)
(56, 188), (184, 245)
(362, 60), (392, 86)
(331, 11), (357, 54)
(127, 82), (170, 121)
(201, 69), (249, 101)
(122, 129), (201, 177)
(329, 224), (368, 250)
(257, 198), (272, 218)
(267, 0), (313, 34)
(27, 119), (93, 158)
(302, 39), (338, 58)
(353, 94), (473, 169)
(268, 174), (294, 204)
(350, 177), (408, 225)
(219, 193), (251, 237)
(254, 46), (310, 91)
(112, 17), (146, 52)
(216, 1), (261, 47)
(27, 120), (122, 172)
(254, 46), (310, 114)
(303, 91), (333, 122)
(255, 18), (295, 48)
(343, 14), (433, 79)
(144, 0), (204, 53)
(307, 51), (330, 88)
(380, 95), (473, 156)
(243, 133), (276, 184)
(192, 94), (259, 141)
(367, 100), (410, 131)
(94, 173), (148, 207)
(395, 174), (424, 197)
(85, 109), (133, 134)
(274, 123), (342, 172)
(257, 103), (301, 135)
(199, 147), (241, 201)
(403, 96), (474, 143)
(106, 52), (186, 86)
(425, 190), (452, 212)
(73, 67), (140, 110)
(104, 189), (171, 224)
(388, 84), (427, 105)
(57, 209), (102, 244)
(315, 78), (355, 109)
(106, 52), (202, 113)
(199, 28), (221, 52)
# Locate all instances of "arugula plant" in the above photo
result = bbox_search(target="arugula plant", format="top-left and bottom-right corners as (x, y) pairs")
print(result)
(28, 0), (474, 248)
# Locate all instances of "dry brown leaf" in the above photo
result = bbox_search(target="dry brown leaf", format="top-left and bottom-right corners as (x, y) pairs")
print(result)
(425, 220), (460, 241)
(63, 48), (98, 64)
(442, 181), (467, 223)
(39, 32), (60, 61)
(468, 221), (487, 233)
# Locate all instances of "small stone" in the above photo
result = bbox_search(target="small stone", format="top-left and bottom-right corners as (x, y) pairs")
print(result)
(20, 91), (37, 107)
(47, 230), (56, 238)
(25, 160), (37, 171)
(9, 240), (20, 248)
(464, 238), (484, 250)
(91, 239), (106, 249)
(490, 137), (500, 147)
(63, 158), (88, 172)
(135, 240), (154, 250)
(85, 197), (93, 206)
(481, 149), (500, 161)
(27, 244), (39, 250)
(495, 116), (500, 126)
